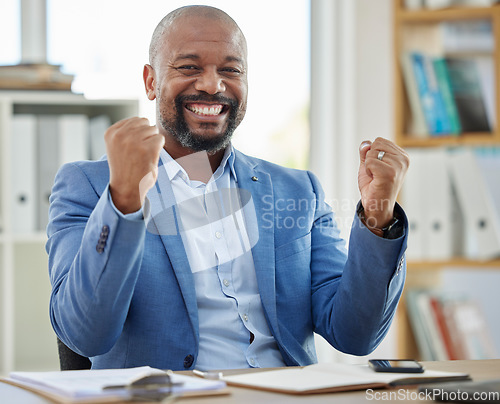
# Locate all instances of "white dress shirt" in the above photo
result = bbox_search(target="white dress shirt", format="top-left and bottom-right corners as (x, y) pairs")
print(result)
(159, 146), (285, 370)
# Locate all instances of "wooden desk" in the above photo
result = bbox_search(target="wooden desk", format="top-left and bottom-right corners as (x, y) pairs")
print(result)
(1, 360), (499, 404)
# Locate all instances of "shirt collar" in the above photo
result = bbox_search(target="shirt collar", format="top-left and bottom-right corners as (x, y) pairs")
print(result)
(160, 144), (237, 184)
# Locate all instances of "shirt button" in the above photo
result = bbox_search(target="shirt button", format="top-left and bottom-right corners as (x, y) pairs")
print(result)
(243, 314), (249, 322)
(249, 358), (255, 366)
(223, 279), (230, 287)
(215, 231), (222, 239)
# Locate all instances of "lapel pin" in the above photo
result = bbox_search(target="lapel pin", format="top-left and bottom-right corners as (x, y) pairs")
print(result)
(251, 176), (258, 182)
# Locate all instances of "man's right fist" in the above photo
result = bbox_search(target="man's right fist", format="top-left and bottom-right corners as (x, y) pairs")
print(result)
(105, 117), (165, 214)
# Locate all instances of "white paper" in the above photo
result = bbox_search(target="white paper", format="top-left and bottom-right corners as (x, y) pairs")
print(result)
(9, 366), (226, 402)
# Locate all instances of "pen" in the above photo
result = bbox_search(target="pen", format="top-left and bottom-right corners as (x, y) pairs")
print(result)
(192, 369), (223, 380)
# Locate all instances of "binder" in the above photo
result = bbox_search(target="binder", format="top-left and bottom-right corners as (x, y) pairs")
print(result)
(402, 149), (461, 260)
(448, 148), (500, 260)
(401, 149), (426, 260)
(59, 115), (89, 165)
(37, 115), (60, 232)
(89, 115), (111, 160)
(11, 114), (37, 234)
(37, 114), (89, 231)
(421, 148), (458, 260)
(475, 147), (500, 248)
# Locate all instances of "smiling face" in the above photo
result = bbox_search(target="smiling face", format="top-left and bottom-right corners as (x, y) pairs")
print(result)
(144, 11), (248, 156)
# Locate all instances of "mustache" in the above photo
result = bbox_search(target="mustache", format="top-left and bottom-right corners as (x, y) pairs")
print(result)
(176, 94), (238, 108)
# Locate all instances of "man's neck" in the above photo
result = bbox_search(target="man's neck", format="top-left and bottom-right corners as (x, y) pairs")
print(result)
(164, 144), (226, 183)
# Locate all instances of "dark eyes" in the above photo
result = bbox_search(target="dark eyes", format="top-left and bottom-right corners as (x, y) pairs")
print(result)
(177, 65), (200, 72)
(176, 65), (242, 77)
(221, 67), (241, 74)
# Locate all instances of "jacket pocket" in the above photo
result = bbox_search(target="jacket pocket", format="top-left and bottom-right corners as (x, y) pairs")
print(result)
(275, 232), (312, 263)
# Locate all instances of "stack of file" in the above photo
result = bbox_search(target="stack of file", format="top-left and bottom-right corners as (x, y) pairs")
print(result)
(0, 63), (74, 91)
(402, 148), (462, 260)
(448, 148), (500, 260)
(401, 147), (500, 261)
(10, 114), (110, 234)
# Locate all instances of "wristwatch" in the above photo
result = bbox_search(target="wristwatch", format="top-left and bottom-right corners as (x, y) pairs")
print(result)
(357, 205), (402, 239)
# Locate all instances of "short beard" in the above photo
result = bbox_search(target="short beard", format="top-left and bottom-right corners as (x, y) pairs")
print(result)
(159, 94), (240, 155)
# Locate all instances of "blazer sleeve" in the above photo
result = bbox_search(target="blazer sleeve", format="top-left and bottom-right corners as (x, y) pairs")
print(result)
(46, 162), (147, 357)
(308, 171), (407, 356)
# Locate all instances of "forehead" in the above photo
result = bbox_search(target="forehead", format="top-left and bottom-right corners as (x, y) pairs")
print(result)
(162, 15), (247, 63)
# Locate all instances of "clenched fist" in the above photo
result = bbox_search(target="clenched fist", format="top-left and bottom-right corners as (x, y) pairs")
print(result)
(105, 117), (165, 214)
(358, 137), (409, 231)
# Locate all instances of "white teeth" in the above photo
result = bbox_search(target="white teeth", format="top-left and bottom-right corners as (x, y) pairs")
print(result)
(187, 104), (223, 116)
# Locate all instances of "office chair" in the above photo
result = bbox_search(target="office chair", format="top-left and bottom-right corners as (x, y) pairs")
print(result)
(57, 338), (91, 370)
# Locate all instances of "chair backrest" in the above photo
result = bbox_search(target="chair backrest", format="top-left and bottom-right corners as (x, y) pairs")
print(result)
(57, 338), (92, 370)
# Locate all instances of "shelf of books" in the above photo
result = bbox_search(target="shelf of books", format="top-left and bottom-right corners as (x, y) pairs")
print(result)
(394, 0), (500, 147)
(0, 90), (138, 374)
(393, 0), (500, 360)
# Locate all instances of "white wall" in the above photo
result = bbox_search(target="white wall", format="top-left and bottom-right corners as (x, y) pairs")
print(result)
(356, 0), (394, 144)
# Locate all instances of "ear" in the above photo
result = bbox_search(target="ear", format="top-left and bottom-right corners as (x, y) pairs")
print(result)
(143, 64), (156, 100)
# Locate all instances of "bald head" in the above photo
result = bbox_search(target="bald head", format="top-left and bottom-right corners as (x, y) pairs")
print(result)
(149, 6), (247, 67)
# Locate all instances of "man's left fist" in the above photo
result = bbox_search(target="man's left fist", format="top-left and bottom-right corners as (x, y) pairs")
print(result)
(357, 137), (410, 229)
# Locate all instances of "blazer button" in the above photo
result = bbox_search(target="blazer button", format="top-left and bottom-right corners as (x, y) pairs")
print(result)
(183, 354), (194, 369)
(101, 225), (110, 236)
(96, 239), (106, 253)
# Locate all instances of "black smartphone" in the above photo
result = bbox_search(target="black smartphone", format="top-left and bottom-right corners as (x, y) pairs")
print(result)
(368, 359), (424, 373)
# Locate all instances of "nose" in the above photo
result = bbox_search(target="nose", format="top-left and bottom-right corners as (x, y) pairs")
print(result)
(194, 67), (226, 94)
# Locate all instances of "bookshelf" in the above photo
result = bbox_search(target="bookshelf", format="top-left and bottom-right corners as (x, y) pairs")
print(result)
(0, 91), (138, 374)
(394, 0), (500, 147)
(393, 0), (500, 359)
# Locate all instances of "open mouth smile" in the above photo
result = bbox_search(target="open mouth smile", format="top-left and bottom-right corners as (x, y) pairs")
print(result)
(185, 103), (229, 117)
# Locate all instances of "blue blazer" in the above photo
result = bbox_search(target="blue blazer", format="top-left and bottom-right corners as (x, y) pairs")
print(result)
(46, 150), (407, 370)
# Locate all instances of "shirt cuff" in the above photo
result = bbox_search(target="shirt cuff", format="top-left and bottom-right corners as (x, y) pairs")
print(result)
(356, 201), (406, 240)
(107, 188), (144, 222)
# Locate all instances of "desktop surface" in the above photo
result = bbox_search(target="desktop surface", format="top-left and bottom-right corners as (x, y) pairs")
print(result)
(1, 360), (499, 404)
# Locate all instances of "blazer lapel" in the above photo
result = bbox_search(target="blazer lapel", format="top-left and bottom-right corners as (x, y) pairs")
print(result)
(145, 167), (199, 339)
(234, 152), (281, 339)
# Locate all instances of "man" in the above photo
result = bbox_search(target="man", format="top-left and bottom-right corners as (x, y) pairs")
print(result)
(47, 5), (409, 371)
